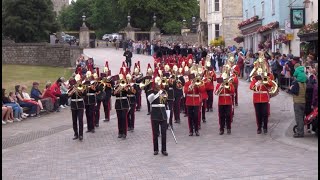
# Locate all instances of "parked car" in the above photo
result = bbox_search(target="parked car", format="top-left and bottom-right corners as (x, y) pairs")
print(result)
(102, 34), (112, 41)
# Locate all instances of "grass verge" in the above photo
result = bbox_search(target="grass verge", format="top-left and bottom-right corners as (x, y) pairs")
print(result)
(2, 64), (73, 93)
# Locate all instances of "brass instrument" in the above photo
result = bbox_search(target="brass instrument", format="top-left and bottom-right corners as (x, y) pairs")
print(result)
(254, 76), (279, 98)
(68, 82), (85, 96)
(161, 77), (168, 86)
(215, 78), (233, 95)
(189, 77), (203, 90)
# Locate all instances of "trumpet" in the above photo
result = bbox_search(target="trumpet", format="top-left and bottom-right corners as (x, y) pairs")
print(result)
(68, 82), (85, 96)
(189, 77), (203, 90)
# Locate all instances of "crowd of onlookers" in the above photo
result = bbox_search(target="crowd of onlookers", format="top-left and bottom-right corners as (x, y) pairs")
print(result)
(2, 77), (70, 125)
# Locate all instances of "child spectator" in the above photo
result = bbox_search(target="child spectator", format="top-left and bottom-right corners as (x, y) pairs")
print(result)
(2, 104), (14, 124)
(21, 85), (44, 112)
(2, 89), (25, 121)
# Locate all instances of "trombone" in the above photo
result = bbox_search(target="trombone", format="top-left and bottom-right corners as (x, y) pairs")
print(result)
(215, 78), (233, 95)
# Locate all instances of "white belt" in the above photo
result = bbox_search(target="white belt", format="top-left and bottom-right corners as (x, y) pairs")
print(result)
(116, 97), (127, 100)
(169, 87), (173, 90)
(71, 99), (83, 102)
(127, 95), (135, 97)
(187, 94), (200, 97)
(151, 104), (165, 107)
(86, 93), (96, 96)
(220, 94), (231, 96)
(255, 91), (268, 94)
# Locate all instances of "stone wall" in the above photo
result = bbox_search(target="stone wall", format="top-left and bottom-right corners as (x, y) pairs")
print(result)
(161, 34), (199, 44)
(2, 41), (83, 67)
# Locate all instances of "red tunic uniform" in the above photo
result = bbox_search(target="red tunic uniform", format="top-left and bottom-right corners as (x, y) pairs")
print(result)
(183, 81), (205, 106)
(249, 78), (272, 103)
(215, 83), (235, 105)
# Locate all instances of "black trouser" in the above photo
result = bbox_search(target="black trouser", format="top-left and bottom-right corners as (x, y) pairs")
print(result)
(127, 104), (136, 129)
(234, 86), (238, 105)
(136, 91), (142, 110)
(72, 109), (84, 137)
(85, 104), (95, 131)
(187, 106), (199, 133)
(151, 120), (167, 152)
(167, 100), (174, 126)
(218, 105), (232, 130)
(206, 90), (213, 109)
(180, 97), (185, 113)
(95, 98), (110, 124)
(94, 100), (106, 125)
(173, 97), (181, 120)
(146, 93), (150, 113)
(202, 99), (207, 120)
(60, 94), (68, 106)
(254, 103), (268, 130)
(126, 60), (131, 70)
(116, 109), (128, 135)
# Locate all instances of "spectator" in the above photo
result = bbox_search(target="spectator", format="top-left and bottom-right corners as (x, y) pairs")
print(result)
(15, 85), (39, 117)
(2, 105), (14, 124)
(8, 91), (29, 118)
(2, 89), (25, 121)
(305, 65), (317, 133)
(123, 48), (133, 70)
(271, 55), (283, 86)
(244, 53), (254, 81)
(287, 63), (307, 138)
(287, 49), (293, 59)
(237, 52), (245, 78)
(44, 82), (60, 112)
(21, 85), (44, 111)
(59, 77), (69, 107)
(30, 82), (54, 112)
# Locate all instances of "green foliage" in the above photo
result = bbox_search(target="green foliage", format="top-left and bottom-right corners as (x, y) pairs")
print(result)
(58, 0), (199, 35)
(2, 0), (59, 42)
(163, 20), (182, 34)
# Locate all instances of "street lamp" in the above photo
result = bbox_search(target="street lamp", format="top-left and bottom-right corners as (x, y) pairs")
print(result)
(153, 13), (157, 27)
(82, 13), (86, 22)
(192, 16), (196, 23)
(127, 14), (131, 26)
(303, 0), (312, 8)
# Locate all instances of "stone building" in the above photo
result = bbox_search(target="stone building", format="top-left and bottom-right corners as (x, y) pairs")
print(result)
(206, 0), (242, 46)
(198, 0), (208, 46)
(221, 0), (243, 46)
(51, 0), (69, 15)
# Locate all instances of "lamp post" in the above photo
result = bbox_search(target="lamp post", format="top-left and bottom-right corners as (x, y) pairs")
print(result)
(153, 13), (157, 27)
(192, 16), (196, 33)
(82, 13), (86, 27)
(127, 14), (131, 26)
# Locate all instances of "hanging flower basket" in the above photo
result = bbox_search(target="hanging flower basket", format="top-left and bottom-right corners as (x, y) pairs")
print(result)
(238, 16), (259, 29)
(257, 21), (279, 33)
(298, 21), (318, 35)
(233, 36), (244, 43)
(258, 42), (265, 49)
(275, 34), (290, 45)
(264, 40), (272, 49)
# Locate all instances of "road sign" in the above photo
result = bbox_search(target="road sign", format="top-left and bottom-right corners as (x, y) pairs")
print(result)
(286, 34), (294, 40)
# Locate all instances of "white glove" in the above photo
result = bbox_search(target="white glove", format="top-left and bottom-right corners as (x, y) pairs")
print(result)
(159, 90), (163, 94)
(255, 81), (261, 86)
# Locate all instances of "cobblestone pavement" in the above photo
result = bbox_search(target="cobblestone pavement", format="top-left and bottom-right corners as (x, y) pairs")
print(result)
(2, 48), (318, 179)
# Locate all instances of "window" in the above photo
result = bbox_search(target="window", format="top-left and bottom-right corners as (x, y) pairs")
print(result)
(215, 0), (219, 11)
(271, 0), (275, 15)
(215, 24), (220, 38)
(245, 9), (248, 19)
(253, 6), (256, 16)
(261, 1), (264, 18)
(208, 0), (212, 13)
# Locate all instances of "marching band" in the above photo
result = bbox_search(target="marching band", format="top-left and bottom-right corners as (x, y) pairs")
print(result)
(68, 51), (279, 155)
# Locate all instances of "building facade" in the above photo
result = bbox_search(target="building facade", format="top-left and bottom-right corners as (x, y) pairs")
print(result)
(207, 0), (242, 46)
(239, 0), (316, 56)
(198, 0), (209, 46)
(207, 0), (222, 45)
(51, 0), (69, 15)
(221, 0), (243, 46)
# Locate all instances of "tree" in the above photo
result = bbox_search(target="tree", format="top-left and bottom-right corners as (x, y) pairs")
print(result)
(58, 0), (94, 31)
(58, 0), (199, 36)
(2, 0), (59, 42)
